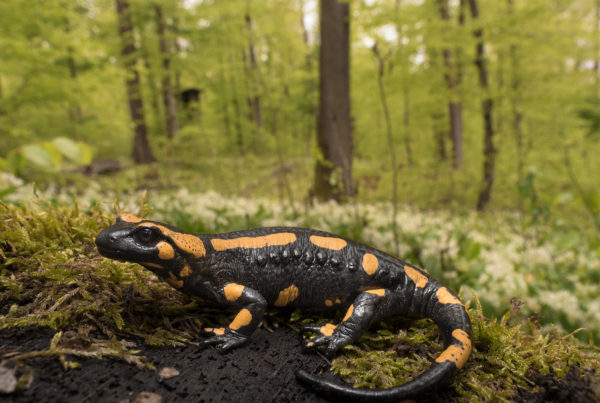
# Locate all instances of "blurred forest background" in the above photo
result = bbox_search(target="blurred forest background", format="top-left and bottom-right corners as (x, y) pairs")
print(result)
(1, 0), (600, 340)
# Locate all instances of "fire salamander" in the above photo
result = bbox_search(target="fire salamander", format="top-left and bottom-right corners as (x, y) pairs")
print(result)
(95, 214), (472, 402)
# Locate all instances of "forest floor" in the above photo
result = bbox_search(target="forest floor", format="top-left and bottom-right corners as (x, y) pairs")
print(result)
(1, 325), (599, 403)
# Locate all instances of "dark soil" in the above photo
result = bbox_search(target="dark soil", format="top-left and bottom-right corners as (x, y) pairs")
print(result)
(0, 325), (330, 403)
(1, 326), (599, 403)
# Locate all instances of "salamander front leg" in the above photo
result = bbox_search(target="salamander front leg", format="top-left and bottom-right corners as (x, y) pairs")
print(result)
(201, 283), (266, 352)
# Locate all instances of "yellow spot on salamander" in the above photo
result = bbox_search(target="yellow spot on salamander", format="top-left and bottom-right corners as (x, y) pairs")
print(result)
(157, 241), (175, 260)
(140, 223), (206, 258)
(320, 323), (337, 336)
(435, 329), (472, 369)
(224, 283), (245, 302)
(211, 233), (297, 251)
(229, 308), (253, 330)
(436, 287), (463, 305)
(274, 285), (299, 307)
(325, 299), (333, 307)
(119, 213), (143, 223)
(342, 304), (354, 321)
(366, 289), (386, 297)
(309, 235), (347, 251)
(404, 265), (428, 288)
(204, 327), (225, 335)
(335, 298), (341, 304)
(166, 272), (183, 288)
(362, 253), (379, 275)
(179, 265), (191, 277)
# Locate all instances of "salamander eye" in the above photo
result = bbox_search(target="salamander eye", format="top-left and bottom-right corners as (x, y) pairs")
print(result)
(135, 227), (159, 244)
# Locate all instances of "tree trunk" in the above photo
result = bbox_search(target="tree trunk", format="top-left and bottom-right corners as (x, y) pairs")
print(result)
(227, 50), (244, 154)
(438, 0), (464, 169)
(313, 0), (353, 201)
(507, 0), (525, 210)
(244, 11), (263, 129)
(115, 0), (154, 163)
(65, 18), (83, 129)
(372, 42), (399, 256)
(468, 0), (496, 211)
(172, 16), (182, 109)
(155, 4), (179, 139)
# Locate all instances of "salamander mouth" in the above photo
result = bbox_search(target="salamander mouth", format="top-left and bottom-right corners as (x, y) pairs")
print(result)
(96, 246), (129, 261)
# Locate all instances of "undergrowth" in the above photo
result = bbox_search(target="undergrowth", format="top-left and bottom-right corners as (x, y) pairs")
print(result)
(0, 196), (599, 400)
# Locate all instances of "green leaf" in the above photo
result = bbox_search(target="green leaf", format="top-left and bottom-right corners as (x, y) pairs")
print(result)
(52, 137), (82, 163)
(465, 241), (482, 260)
(21, 144), (53, 167)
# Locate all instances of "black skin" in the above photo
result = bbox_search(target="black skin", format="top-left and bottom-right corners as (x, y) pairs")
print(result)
(96, 215), (472, 402)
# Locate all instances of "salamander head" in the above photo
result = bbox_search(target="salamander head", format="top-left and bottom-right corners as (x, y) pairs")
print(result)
(95, 214), (184, 265)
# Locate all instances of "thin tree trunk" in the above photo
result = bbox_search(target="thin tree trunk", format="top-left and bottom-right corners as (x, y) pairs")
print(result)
(402, 86), (413, 166)
(432, 111), (447, 160)
(438, 0), (464, 169)
(468, 0), (496, 211)
(67, 53), (83, 126)
(271, 88), (297, 215)
(244, 9), (263, 130)
(172, 16), (182, 109)
(228, 51), (244, 154)
(507, 0), (525, 211)
(394, 0), (413, 166)
(313, 0), (353, 201)
(115, 0), (154, 163)
(64, 17), (83, 129)
(155, 4), (179, 139)
(140, 42), (162, 134)
(372, 42), (399, 256)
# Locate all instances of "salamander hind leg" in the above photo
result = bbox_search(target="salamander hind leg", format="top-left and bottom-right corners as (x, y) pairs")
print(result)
(300, 289), (390, 358)
(200, 283), (266, 352)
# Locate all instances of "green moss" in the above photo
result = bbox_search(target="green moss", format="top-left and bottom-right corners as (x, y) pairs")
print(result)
(0, 195), (210, 368)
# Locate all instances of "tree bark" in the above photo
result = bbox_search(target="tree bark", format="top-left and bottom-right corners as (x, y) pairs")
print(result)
(115, 0), (154, 163)
(155, 4), (179, 139)
(468, 0), (496, 211)
(438, 0), (464, 169)
(313, 0), (353, 201)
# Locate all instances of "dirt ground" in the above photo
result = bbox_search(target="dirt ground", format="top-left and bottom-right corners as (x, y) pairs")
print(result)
(1, 325), (599, 403)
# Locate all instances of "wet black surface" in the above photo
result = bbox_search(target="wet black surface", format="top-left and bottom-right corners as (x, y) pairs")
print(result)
(0, 325), (330, 403)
